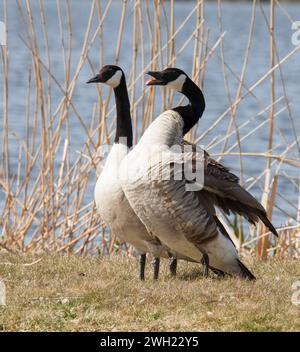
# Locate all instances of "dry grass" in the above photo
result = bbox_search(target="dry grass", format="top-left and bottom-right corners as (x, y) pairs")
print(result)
(0, 253), (299, 332)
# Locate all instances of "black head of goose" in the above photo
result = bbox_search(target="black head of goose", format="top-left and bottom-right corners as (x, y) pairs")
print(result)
(87, 65), (132, 148)
(147, 68), (205, 135)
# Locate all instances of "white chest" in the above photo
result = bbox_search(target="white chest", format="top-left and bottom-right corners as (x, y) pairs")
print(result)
(94, 143), (128, 222)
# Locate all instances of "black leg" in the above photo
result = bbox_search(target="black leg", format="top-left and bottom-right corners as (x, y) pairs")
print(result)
(139, 253), (146, 281)
(201, 253), (209, 278)
(169, 257), (177, 277)
(152, 257), (160, 280)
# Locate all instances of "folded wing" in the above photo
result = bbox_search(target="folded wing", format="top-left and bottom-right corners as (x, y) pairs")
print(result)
(181, 140), (278, 237)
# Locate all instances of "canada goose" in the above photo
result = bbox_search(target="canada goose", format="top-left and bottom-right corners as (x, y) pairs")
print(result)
(120, 68), (277, 279)
(146, 68), (278, 239)
(87, 65), (179, 280)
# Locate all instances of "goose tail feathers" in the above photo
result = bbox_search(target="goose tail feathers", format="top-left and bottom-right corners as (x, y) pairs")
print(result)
(237, 259), (256, 281)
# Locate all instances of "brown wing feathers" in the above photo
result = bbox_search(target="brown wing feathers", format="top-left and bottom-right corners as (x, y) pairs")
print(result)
(181, 140), (278, 237)
(203, 165), (279, 237)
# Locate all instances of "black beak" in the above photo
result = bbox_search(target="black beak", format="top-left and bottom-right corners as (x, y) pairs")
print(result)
(146, 71), (165, 86)
(86, 74), (102, 84)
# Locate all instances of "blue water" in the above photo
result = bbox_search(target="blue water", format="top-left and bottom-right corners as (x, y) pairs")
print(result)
(0, 0), (300, 230)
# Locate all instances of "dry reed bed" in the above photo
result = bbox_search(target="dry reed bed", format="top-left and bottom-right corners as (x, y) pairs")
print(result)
(0, 0), (299, 259)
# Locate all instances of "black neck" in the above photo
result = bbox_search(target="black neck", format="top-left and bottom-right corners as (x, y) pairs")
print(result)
(173, 77), (205, 135)
(113, 74), (133, 148)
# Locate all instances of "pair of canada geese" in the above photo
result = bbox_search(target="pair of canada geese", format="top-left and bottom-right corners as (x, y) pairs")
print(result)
(87, 65), (278, 281)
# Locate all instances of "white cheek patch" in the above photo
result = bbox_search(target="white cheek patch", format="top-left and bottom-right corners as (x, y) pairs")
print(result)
(106, 70), (122, 88)
(167, 74), (186, 91)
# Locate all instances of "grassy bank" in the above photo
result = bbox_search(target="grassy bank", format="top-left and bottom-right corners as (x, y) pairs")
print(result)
(0, 254), (299, 331)
(1, 0), (300, 260)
